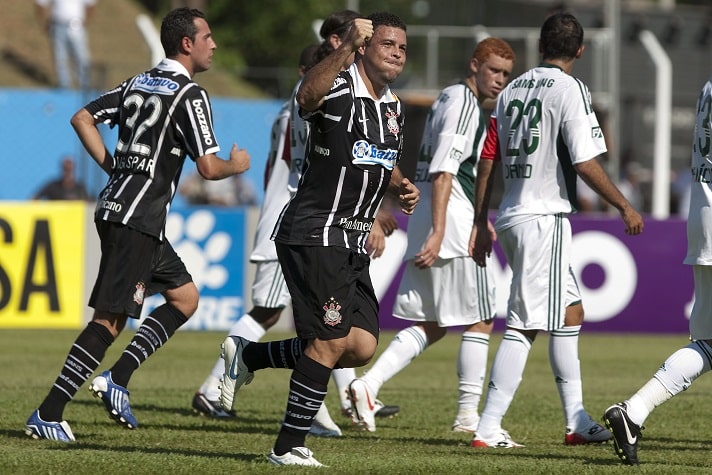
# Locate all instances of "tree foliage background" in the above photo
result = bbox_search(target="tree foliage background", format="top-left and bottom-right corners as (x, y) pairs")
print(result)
(134, 0), (440, 96)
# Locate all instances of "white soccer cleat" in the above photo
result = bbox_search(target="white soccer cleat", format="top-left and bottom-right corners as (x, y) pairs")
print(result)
(267, 447), (324, 467)
(348, 378), (377, 432)
(565, 415), (613, 445)
(471, 429), (525, 448)
(452, 413), (480, 433)
(219, 336), (254, 411)
(309, 403), (342, 437)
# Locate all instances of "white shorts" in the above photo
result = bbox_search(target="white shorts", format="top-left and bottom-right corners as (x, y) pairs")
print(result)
(251, 260), (291, 309)
(690, 265), (712, 340)
(392, 256), (495, 327)
(498, 214), (581, 331)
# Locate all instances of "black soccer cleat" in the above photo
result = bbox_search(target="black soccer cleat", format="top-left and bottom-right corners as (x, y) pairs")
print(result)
(603, 402), (643, 465)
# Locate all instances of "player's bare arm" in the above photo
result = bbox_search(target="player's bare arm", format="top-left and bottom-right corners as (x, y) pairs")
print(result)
(575, 158), (644, 235)
(415, 171), (450, 269)
(70, 108), (113, 175)
(296, 18), (373, 111)
(472, 158), (498, 266)
(196, 144), (250, 180)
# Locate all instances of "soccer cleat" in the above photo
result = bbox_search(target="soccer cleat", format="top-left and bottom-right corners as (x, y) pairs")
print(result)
(603, 402), (642, 465)
(452, 414), (480, 433)
(309, 419), (343, 438)
(267, 447), (324, 467)
(565, 416), (612, 445)
(342, 399), (400, 419)
(192, 392), (236, 418)
(471, 429), (525, 448)
(374, 399), (400, 418)
(219, 336), (254, 411)
(25, 410), (75, 442)
(89, 370), (138, 429)
(309, 403), (342, 437)
(348, 378), (377, 432)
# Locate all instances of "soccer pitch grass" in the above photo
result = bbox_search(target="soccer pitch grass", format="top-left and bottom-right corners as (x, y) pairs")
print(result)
(1, 329), (710, 474)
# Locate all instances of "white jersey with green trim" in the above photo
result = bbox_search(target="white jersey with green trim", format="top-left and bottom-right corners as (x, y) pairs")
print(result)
(685, 78), (712, 265)
(406, 82), (485, 259)
(481, 64), (606, 232)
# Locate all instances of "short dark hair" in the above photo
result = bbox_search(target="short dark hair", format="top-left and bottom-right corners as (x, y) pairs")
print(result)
(315, 9), (362, 64)
(161, 7), (205, 58)
(539, 12), (583, 60)
(367, 11), (407, 33)
(319, 9), (361, 40)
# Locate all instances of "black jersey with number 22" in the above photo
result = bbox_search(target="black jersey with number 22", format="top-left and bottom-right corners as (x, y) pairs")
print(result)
(85, 59), (220, 240)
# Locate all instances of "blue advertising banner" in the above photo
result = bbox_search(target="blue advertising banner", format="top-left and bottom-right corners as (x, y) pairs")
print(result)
(129, 207), (246, 331)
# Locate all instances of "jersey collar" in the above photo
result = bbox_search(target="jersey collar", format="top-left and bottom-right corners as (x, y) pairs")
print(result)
(156, 58), (191, 79)
(347, 62), (397, 103)
(539, 62), (564, 72)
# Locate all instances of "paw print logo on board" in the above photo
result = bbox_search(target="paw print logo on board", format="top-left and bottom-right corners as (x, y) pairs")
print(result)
(165, 210), (231, 291)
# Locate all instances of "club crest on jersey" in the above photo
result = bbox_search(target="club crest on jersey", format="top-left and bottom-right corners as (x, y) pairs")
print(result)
(133, 282), (146, 305)
(322, 297), (342, 327)
(385, 107), (400, 135)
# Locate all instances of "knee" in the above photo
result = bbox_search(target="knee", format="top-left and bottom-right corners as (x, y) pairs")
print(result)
(165, 282), (199, 317)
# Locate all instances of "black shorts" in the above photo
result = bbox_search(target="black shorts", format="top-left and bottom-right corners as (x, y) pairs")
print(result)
(275, 243), (379, 341)
(89, 221), (192, 318)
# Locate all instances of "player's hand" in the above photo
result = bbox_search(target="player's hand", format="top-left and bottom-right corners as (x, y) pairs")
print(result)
(366, 219), (386, 258)
(620, 206), (644, 235)
(398, 178), (419, 215)
(375, 209), (398, 236)
(348, 18), (373, 50)
(470, 221), (493, 267)
(415, 232), (442, 269)
(229, 143), (250, 175)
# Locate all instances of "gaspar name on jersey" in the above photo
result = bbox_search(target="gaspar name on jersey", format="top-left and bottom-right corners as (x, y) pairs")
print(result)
(113, 154), (156, 175)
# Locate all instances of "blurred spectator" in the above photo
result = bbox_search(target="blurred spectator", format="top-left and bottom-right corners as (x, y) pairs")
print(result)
(179, 172), (257, 206)
(577, 176), (604, 212)
(33, 156), (89, 200)
(618, 161), (645, 211)
(672, 166), (692, 218)
(35, 0), (95, 90)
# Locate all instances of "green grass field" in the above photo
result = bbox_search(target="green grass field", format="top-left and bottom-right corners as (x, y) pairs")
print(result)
(1, 329), (710, 474)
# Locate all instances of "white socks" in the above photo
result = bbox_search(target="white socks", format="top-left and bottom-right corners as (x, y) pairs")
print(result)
(626, 340), (712, 427)
(549, 325), (587, 431)
(361, 325), (428, 396)
(457, 332), (490, 416)
(331, 367), (357, 412)
(200, 314), (267, 400)
(477, 329), (531, 437)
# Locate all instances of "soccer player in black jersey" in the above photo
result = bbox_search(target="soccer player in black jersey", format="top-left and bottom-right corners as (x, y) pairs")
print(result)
(25, 7), (250, 442)
(219, 12), (419, 467)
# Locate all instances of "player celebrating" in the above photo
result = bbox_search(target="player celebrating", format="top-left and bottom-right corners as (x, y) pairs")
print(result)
(471, 12), (643, 448)
(348, 37), (515, 434)
(219, 13), (418, 467)
(25, 7), (250, 442)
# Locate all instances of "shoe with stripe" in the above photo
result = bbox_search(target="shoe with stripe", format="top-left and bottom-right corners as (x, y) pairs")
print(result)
(603, 402), (642, 465)
(348, 378), (377, 432)
(471, 429), (525, 448)
(89, 370), (138, 429)
(25, 410), (75, 442)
